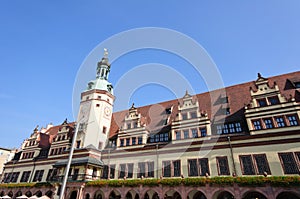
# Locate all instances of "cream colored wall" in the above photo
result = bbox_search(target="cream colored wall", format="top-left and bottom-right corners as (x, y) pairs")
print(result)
(104, 139), (300, 179)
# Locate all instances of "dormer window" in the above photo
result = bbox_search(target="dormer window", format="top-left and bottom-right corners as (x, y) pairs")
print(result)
(190, 111), (197, 119)
(295, 82), (300, 88)
(225, 108), (230, 115)
(257, 98), (267, 107)
(165, 108), (172, 114)
(268, 96), (279, 105)
(182, 113), (188, 120)
(127, 123), (131, 129)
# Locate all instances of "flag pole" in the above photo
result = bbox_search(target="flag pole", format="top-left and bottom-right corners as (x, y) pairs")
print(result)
(59, 122), (79, 199)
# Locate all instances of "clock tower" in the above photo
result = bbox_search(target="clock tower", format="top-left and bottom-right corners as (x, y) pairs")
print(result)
(76, 49), (115, 150)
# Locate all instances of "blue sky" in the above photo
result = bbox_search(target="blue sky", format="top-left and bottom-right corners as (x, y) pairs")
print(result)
(0, 1), (299, 148)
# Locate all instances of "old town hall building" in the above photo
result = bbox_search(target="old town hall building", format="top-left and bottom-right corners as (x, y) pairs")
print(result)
(1, 51), (300, 199)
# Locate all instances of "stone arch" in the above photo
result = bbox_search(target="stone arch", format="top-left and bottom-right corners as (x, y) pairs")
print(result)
(109, 190), (121, 199)
(144, 190), (159, 199)
(214, 191), (234, 199)
(188, 190), (207, 199)
(164, 190), (182, 199)
(125, 190), (139, 199)
(70, 191), (78, 199)
(243, 191), (267, 199)
(8, 191), (13, 197)
(25, 191), (32, 197)
(85, 193), (90, 199)
(15, 191), (22, 199)
(93, 190), (104, 199)
(45, 191), (53, 198)
(34, 191), (42, 197)
(276, 191), (300, 199)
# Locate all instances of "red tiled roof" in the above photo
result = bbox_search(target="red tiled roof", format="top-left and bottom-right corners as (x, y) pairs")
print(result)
(109, 71), (300, 138)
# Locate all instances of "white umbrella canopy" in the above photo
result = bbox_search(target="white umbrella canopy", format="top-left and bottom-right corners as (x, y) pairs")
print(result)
(16, 195), (28, 199)
(0, 195), (11, 199)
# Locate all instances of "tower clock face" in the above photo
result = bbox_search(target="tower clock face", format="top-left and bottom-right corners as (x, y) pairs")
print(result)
(104, 106), (111, 117)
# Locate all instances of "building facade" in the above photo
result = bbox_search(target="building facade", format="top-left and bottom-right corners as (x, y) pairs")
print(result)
(1, 52), (300, 199)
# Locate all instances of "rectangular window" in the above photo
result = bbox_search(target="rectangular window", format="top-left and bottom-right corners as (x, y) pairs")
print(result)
(278, 153), (299, 174)
(217, 157), (230, 175)
(102, 165), (108, 179)
(173, 160), (181, 177)
(264, 118), (273, 129)
(268, 96), (279, 105)
(138, 137), (143, 145)
(76, 141), (81, 148)
(127, 163), (134, 178)
(253, 120), (262, 130)
(192, 129), (198, 138)
(225, 108), (230, 115)
(20, 171), (31, 182)
(159, 133), (164, 142)
(223, 124), (229, 134)
(147, 162), (154, 177)
(163, 161), (171, 177)
(176, 131), (181, 140)
(126, 138), (130, 146)
(127, 123), (131, 129)
(257, 98), (267, 107)
(183, 130), (189, 139)
(11, 172), (20, 183)
(155, 134), (159, 142)
(109, 165), (115, 179)
(199, 158), (210, 176)
(240, 155), (255, 175)
(275, 117), (285, 127)
(138, 162), (146, 178)
(150, 135), (154, 143)
(200, 128), (207, 137)
(235, 122), (242, 132)
(165, 108), (172, 114)
(287, 115), (299, 126)
(188, 159), (198, 176)
(132, 137), (136, 145)
(217, 125), (222, 134)
(228, 123), (235, 133)
(120, 139), (124, 147)
(164, 132), (169, 142)
(102, 126), (107, 134)
(133, 122), (138, 128)
(182, 113), (187, 120)
(46, 169), (53, 181)
(253, 154), (271, 175)
(33, 170), (44, 182)
(119, 164), (126, 178)
(190, 111), (197, 119)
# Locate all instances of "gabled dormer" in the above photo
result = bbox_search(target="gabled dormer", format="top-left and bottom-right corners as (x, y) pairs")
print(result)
(248, 73), (287, 108)
(117, 104), (148, 148)
(178, 90), (201, 120)
(245, 73), (300, 135)
(124, 103), (142, 129)
(172, 91), (211, 141)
